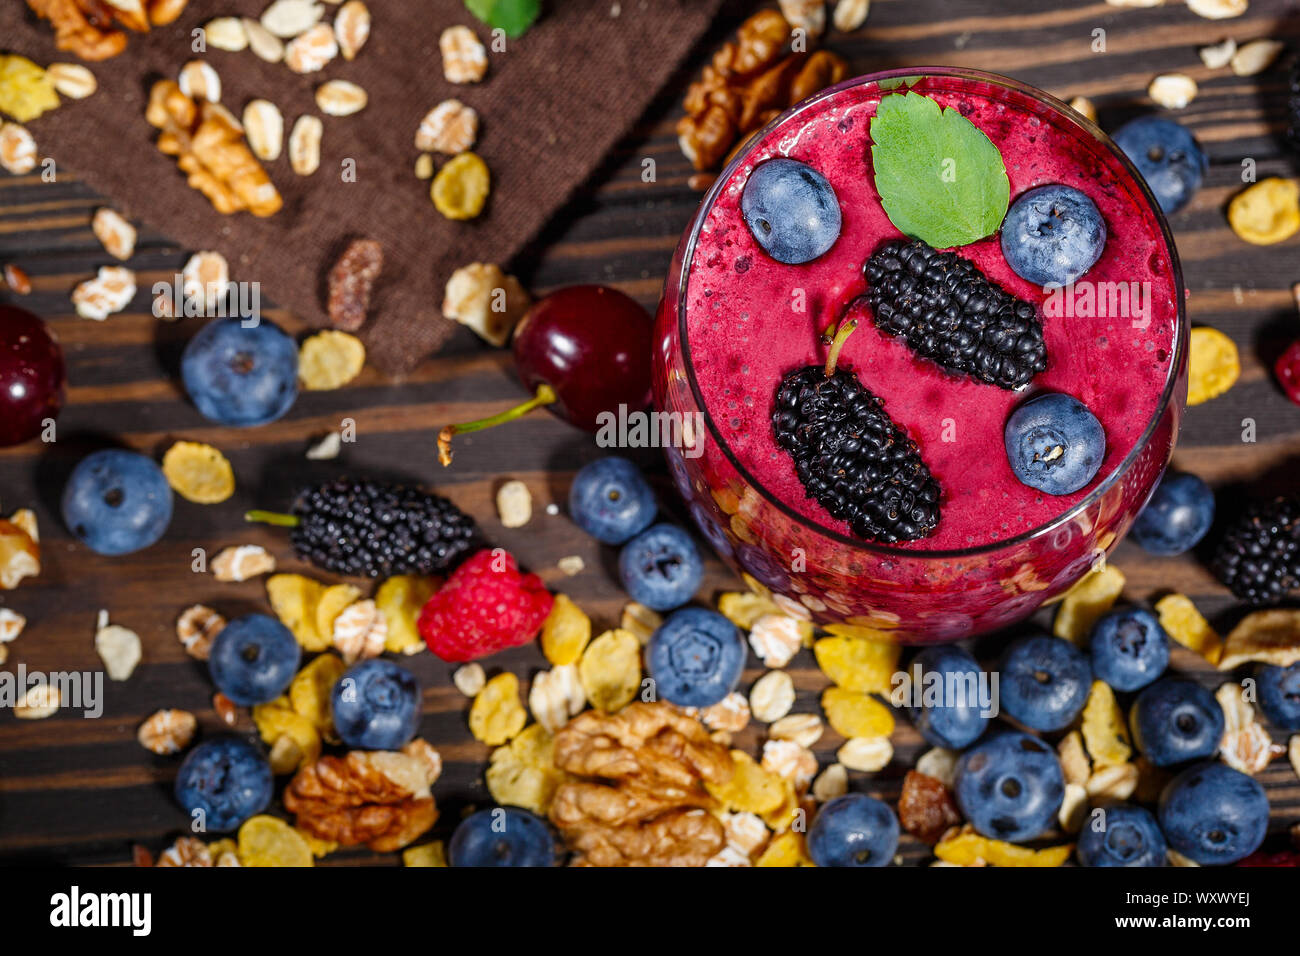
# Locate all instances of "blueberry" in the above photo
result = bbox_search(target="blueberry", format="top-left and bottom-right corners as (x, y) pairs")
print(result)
(999, 634), (1092, 731)
(953, 731), (1065, 843)
(1076, 804), (1167, 867)
(208, 614), (301, 706)
(1256, 663), (1300, 730)
(182, 317), (298, 427)
(617, 523), (703, 612)
(805, 793), (900, 867)
(61, 449), (173, 556)
(331, 658), (422, 750)
(568, 457), (656, 544)
(1129, 471), (1215, 556)
(1131, 677), (1224, 767)
(1112, 116), (1207, 215)
(1004, 392), (1106, 496)
(646, 607), (746, 708)
(448, 807), (558, 867)
(1090, 607), (1170, 692)
(173, 737), (272, 832)
(741, 158), (841, 264)
(1158, 763), (1268, 865)
(905, 645), (990, 750)
(1000, 184), (1107, 287)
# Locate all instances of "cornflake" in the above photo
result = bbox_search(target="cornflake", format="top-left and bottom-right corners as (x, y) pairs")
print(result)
(299, 330), (366, 389)
(1057, 729), (1091, 786)
(90, 208), (136, 262)
(415, 99), (479, 154)
(138, 708), (198, 754)
(442, 262), (529, 345)
(162, 440), (235, 504)
(1188, 327), (1240, 406)
(402, 842), (447, 867)
(813, 633), (899, 692)
(1053, 563), (1125, 643)
(1081, 680), (1131, 765)
(823, 686), (894, 738)
(73, 266), (136, 320)
(706, 750), (786, 815)
(620, 601), (662, 644)
(440, 26), (488, 84)
(469, 672), (527, 745)
(1218, 609), (1300, 669)
(749, 669), (795, 722)
(837, 735), (892, 772)
(212, 544), (276, 582)
(1155, 593), (1222, 664)
(748, 613), (803, 667)
(540, 593), (591, 665)
(1059, 782), (1088, 833)
(578, 628), (641, 712)
(374, 575), (436, 654)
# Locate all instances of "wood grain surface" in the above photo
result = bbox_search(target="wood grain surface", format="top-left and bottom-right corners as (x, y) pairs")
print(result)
(1, 0), (1298, 866)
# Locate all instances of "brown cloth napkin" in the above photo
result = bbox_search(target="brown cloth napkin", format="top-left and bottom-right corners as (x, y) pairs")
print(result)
(1, 0), (723, 371)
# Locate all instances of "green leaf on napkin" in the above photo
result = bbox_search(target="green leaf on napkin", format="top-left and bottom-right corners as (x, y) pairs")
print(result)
(870, 92), (1010, 249)
(465, 0), (541, 38)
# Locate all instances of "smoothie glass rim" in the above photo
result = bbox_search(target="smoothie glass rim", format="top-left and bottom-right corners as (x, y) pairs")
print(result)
(673, 65), (1189, 560)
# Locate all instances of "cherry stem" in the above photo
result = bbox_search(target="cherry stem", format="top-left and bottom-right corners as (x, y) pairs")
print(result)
(245, 510), (299, 528)
(437, 382), (558, 466)
(824, 318), (858, 377)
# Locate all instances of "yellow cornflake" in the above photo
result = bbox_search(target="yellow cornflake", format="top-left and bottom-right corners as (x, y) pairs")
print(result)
(935, 826), (1071, 867)
(761, 778), (801, 832)
(161, 441), (235, 504)
(718, 591), (781, 629)
(296, 829), (337, 858)
(1053, 564), (1125, 644)
(540, 594), (591, 665)
(0, 56), (60, 123)
(1081, 680), (1132, 766)
(577, 628), (642, 712)
(1217, 609), (1300, 670)
(252, 696), (321, 769)
(431, 151), (490, 220)
(266, 574), (329, 651)
(315, 582), (362, 642)
(288, 652), (346, 735)
(403, 842), (448, 867)
(1154, 593), (1222, 665)
(754, 831), (814, 867)
(375, 575), (438, 654)
(485, 723), (568, 815)
(1227, 177), (1300, 245)
(207, 837), (238, 862)
(1188, 327), (1240, 407)
(706, 750), (787, 815)
(468, 672), (527, 746)
(821, 686), (895, 738)
(813, 634), (900, 694)
(237, 815), (314, 867)
(299, 330), (366, 390)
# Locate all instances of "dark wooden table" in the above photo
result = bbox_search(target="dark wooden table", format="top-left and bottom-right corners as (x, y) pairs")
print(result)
(1, 0), (1298, 865)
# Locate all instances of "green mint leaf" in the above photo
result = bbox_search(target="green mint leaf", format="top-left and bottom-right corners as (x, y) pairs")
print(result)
(870, 92), (1010, 249)
(465, 0), (541, 38)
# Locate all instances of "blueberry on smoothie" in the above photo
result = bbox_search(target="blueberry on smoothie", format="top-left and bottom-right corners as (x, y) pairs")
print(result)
(618, 523), (703, 611)
(741, 158), (841, 264)
(174, 738), (272, 832)
(1131, 677), (1224, 767)
(1130, 471), (1215, 556)
(1256, 662), (1300, 730)
(1112, 117), (1207, 215)
(1076, 804), (1167, 867)
(1000, 184), (1107, 287)
(999, 633), (1092, 731)
(905, 645), (991, 750)
(61, 449), (173, 556)
(449, 807), (558, 867)
(806, 793), (900, 867)
(1004, 392), (1105, 496)
(1089, 606), (1170, 692)
(568, 456), (656, 544)
(1158, 763), (1268, 865)
(646, 607), (746, 708)
(953, 731), (1065, 843)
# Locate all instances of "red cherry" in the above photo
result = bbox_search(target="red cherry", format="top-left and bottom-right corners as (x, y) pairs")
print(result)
(438, 285), (652, 464)
(1276, 340), (1300, 406)
(0, 305), (66, 448)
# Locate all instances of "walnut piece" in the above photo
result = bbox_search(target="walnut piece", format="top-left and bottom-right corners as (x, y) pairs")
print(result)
(285, 750), (438, 852)
(27, 0), (189, 60)
(549, 702), (734, 866)
(138, 708), (197, 754)
(145, 80), (282, 218)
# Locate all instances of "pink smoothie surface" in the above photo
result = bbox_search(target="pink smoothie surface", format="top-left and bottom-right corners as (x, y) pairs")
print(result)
(684, 80), (1179, 552)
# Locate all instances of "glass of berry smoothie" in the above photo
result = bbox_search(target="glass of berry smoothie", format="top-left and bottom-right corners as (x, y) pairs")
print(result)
(655, 68), (1188, 643)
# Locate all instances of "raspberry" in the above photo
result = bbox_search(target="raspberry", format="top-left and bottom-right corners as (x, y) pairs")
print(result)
(418, 549), (553, 662)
